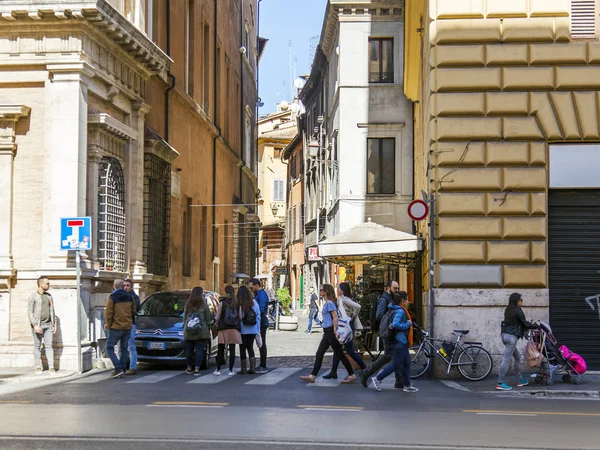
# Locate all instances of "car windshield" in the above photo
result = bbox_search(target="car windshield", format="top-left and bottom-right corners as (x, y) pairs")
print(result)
(138, 292), (188, 317)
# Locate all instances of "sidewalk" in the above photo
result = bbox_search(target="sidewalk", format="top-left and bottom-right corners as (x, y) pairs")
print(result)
(0, 367), (106, 397)
(445, 372), (600, 398)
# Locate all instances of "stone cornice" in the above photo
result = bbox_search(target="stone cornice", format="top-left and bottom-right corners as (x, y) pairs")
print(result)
(0, 0), (171, 81)
(0, 104), (31, 120)
(144, 128), (180, 164)
(88, 113), (138, 141)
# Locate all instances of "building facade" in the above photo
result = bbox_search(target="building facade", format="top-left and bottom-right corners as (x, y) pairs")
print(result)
(405, 0), (600, 369)
(301, 0), (414, 295)
(0, 0), (259, 370)
(257, 105), (297, 289)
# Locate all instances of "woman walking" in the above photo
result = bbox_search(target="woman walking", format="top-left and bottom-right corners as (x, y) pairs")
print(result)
(371, 292), (418, 393)
(237, 285), (261, 374)
(300, 284), (356, 384)
(214, 285), (242, 376)
(183, 287), (212, 376)
(496, 292), (539, 391)
(322, 282), (366, 379)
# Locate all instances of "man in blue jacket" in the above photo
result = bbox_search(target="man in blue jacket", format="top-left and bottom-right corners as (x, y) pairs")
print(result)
(249, 278), (269, 373)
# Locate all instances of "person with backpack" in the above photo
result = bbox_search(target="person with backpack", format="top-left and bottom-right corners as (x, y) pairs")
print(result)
(214, 285), (242, 376)
(183, 286), (212, 376)
(371, 292), (418, 393)
(370, 280), (399, 333)
(237, 285), (261, 374)
(497, 293), (539, 391)
(322, 282), (366, 379)
(299, 284), (357, 384)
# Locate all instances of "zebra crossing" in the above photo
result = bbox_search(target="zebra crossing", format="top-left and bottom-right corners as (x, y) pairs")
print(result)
(68, 367), (400, 389)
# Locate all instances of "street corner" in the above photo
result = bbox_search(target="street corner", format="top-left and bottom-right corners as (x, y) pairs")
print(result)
(0, 368), (108, 398)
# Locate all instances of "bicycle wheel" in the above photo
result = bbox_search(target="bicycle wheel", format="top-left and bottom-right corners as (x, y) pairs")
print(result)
(457, 346), (493, 381)
(409, 345), (430, 379)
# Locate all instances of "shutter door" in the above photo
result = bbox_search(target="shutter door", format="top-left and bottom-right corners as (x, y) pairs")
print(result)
(571, 0), (597, 39)
(549, 190), (600, 370)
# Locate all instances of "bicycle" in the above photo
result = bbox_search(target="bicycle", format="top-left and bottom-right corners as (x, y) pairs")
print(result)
(409, 324), (493, 381)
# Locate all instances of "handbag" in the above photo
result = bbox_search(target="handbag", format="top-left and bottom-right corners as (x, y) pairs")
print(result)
(255, 332), (263, 349)
(526, 334), (545, 368)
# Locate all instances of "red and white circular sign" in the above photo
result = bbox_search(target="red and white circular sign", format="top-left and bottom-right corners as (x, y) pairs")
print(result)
(408, 199), (429, 221)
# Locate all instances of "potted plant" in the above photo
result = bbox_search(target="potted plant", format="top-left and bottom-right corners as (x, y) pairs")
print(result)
(276, 287), (298, 331)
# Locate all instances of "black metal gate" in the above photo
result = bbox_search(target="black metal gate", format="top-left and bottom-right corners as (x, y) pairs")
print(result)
(549, 190), (600, 370)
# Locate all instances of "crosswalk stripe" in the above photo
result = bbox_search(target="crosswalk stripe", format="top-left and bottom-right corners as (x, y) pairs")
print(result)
(186, 373), (233, 384)
(126, 371), (181, 384)
(245, 367), (302, 385)
(69, 372), (113, 384)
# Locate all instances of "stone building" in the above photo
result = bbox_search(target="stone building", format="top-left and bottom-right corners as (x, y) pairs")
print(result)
(404, 0), (600, 369)
(0, 0), (259, 370)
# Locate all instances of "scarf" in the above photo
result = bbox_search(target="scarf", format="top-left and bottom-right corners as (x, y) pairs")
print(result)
(402, 305), (413, 346)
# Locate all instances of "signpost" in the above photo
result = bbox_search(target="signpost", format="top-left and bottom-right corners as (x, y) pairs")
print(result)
(408, 199), (429, 222)
(60, 217), (92, 374)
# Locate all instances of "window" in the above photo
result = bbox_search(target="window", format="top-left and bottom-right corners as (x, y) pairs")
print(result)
(273, 147), (282, 158)
(225, 56), (231, 141)
(369, 38), (393, 83)
(292, 207), (297, 242)
(223, 220), (229, 283)
(186, 0), (195, 97)
(367, 138), (395, 194)
(571, 1), (597, 38)
(290, 153), (297, 179)
(98, 157), (126, 272)
(272, 179), (285, 202)
(182, 198), (192, 277)
(143, 154), (171, 277)
(200, 205), (207, 279)
(203, 24), (210, 112)
(215, 45), (221, 126)
(244, 114), (253, 166)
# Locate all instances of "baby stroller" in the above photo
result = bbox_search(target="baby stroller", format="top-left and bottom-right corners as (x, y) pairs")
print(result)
(529, 321), (586, 386)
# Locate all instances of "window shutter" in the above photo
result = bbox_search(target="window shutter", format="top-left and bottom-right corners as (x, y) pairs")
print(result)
(571, 0), (597, 38)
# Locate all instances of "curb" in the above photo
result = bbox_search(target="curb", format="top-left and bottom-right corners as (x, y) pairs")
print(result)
(481, 389), (600, 398)
(0, 368), (110, 397)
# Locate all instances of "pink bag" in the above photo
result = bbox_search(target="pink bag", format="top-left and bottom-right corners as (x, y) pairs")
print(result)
(559, 345), (587, 374)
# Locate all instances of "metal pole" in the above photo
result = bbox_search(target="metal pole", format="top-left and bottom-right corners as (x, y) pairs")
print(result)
(275, 299), (280, 332)
(75, 250), (82, 374)
(428, 194), (435, 338)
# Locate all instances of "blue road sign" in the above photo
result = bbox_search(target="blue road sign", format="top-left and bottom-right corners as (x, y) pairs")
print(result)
(60, 217), (92, 251)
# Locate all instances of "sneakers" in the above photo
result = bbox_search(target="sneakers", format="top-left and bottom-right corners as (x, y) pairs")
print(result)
(213, 369), (221, 376)
(255, 366), (268, 374)
(194, 371), (201, 377)
(360, 371), (369, 388)
(516, 378), (529, 387)
(125, 369), (137, 376)
(110, 369), (125, 379)
(35, 368), (43, 375)
(371, 377), (382, 392)
(49, 368), (57, 375)
(228, 371), (235, 376)
(185, 368), (193, 375)
(322, 372), (337, 380)
(403, 385), (419, 393)
(496, 383), (512, 391)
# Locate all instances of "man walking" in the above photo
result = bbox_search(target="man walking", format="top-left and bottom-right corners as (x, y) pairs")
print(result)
(105, 279), (136, 379)
(305, 287), (320, 333)
(361, 281), (404, 388)
(249, 278), (269, 373)
(28, 277), (57, 374)
(123, 279), (141, 375)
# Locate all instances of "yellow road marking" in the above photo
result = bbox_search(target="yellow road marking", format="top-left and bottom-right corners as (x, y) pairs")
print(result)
(297, 405), (363, 410)
(464, 409), (600, 417)
(152, 401), (229, 406)
(0, 400), (33, 404)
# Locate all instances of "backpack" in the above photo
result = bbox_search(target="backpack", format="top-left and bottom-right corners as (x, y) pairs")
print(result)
(379, 309), (397, 342)
(242, 307), (257, 326)
(371, 294), (389, 332)
(336, 316), (353, 344)
(222, 303), (240, 328)
(185, 311), (202, 332)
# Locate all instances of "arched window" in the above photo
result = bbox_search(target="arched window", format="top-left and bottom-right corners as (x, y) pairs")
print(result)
(98, 157), (126, 272)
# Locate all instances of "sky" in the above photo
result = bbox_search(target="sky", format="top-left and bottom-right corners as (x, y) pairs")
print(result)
(258, 0), (327, 116)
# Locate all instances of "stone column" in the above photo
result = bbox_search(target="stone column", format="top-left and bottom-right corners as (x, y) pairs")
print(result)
(0, 105), (30, 343)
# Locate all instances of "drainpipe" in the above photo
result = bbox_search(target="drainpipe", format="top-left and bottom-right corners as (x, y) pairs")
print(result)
(428, 148), (435, 337)
(212, 0), (222, 261)
(239, 0), (245, 218)
(165, 0), (175, 142)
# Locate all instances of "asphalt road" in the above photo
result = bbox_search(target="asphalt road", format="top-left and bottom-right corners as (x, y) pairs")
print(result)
(1, 365), (599, 450)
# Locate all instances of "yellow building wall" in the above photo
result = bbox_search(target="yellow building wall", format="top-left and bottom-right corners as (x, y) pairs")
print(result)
(408, 0), (600, 290)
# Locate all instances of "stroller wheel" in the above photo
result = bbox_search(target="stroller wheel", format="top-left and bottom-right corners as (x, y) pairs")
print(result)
(545, 376), (554, 386)
(535, 375), (543, 384)
(574, 376), (583, 385)
(562, 374), (572, 383)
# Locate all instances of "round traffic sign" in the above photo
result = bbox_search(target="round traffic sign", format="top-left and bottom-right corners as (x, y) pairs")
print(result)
(408, 199), (429, 221)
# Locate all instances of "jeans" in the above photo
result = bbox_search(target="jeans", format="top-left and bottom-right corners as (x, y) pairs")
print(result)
(106, 328), (130, 371)
(310, 327), (354, 377)
(377, 342), (412, 387)
(497, 333), (523, 384)
(307, 308), (319, 331)
(240, 334), (256, 360)
(259, 326), (268, 368)
(127, 324), (137, 370)
(32, 322), (54, 370)
(329, 321), (366, 374)
(364, 339), (403, 385)
(185, 339), (204, 369)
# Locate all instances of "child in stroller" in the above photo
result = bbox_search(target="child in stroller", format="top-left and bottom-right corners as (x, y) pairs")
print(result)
(529, 321), (585, 386)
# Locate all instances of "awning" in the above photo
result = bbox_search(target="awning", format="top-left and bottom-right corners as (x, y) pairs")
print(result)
(317, 219), (422, 267)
